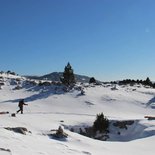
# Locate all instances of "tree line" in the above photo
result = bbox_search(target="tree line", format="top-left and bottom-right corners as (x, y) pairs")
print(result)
(118, 77), (155, 88)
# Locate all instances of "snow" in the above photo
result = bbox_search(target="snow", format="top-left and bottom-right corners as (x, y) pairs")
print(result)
(0, 75), (155, 155)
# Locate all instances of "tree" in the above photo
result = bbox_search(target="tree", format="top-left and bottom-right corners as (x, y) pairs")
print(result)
(143, 77), (152, 86)
(93, 113), (109, 133)
(61, 62), (75, 86)
(89, 77), (96, 84)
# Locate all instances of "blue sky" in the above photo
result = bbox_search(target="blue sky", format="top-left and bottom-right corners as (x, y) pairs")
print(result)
(0, 0), (155, 81)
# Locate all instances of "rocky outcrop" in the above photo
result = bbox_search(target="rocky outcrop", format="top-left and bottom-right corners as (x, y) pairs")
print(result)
(113, 120), (134, 129)
(4, 127), (31, 135)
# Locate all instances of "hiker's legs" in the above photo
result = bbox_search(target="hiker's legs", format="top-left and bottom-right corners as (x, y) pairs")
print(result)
(20, 107), (23, 114)
(16, 109), (21, 113)
(17, 107), (23, 114)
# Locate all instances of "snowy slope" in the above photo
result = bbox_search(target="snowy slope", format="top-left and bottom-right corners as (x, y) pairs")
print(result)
(0, 75), (155, 155)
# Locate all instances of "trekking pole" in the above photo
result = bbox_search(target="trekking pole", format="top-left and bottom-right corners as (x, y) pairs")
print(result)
(25, 106), (29, 113)
(25, 105), (31, 113)
(26, 105), (31, 113)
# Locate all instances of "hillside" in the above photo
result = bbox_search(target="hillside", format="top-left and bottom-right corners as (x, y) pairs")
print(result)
(0, 73), (155, 155)
(26, 72), (92, 83)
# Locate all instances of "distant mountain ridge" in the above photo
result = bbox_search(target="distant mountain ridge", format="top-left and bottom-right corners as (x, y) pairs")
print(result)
(26, 72), (91, 83)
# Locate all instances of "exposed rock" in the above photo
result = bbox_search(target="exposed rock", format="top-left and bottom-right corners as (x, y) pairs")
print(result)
(0, 111), (9, 115)
(0, 148), (11, 152)
(38, 81), (52, 86)
(4, 127), (31, 135)
(0, 82), (5, 86)
(13, 85), (22, 90)
(144, 116), (155, 120)
(113, 120), (134, 129)
(47, 126), (68, 139)
(11, 113), (16, 117)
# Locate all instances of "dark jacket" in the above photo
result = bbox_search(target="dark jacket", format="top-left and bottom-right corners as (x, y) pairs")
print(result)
(18, 100), (27, 107)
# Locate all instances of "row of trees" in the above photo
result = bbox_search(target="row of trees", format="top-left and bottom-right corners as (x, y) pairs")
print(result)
(0, 70), (16, 75)
(118, 77), (155, 88)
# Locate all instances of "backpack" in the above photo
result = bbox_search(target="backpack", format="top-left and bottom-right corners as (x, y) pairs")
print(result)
(18, 100), (23, 107)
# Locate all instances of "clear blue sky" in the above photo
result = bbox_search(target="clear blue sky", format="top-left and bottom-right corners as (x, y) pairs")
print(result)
(0, 0), (155, 81)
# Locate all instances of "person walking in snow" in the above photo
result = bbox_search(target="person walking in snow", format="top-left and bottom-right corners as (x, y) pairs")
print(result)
(16, 99), (28, 114)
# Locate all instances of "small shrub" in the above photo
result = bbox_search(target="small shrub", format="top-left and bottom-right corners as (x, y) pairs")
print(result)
(89, 77), (96, 84)
(93, 113), (109, 133)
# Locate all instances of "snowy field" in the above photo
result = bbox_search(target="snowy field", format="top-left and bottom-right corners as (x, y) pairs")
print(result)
(0, 74), (155, 155)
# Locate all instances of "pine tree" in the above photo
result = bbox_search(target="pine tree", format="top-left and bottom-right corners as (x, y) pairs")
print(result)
(89, 77), (96, 84)
(93, 113), (109, 133)
(144, 77), (152, 86)
(61, 62), (75, 86)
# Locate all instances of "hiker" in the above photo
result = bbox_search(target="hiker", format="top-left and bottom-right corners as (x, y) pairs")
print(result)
(16, 99), (28, 114)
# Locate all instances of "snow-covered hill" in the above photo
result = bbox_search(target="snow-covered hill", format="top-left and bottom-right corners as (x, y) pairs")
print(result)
(0, 74), (155, 155)
(26, 72), (92, 83)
